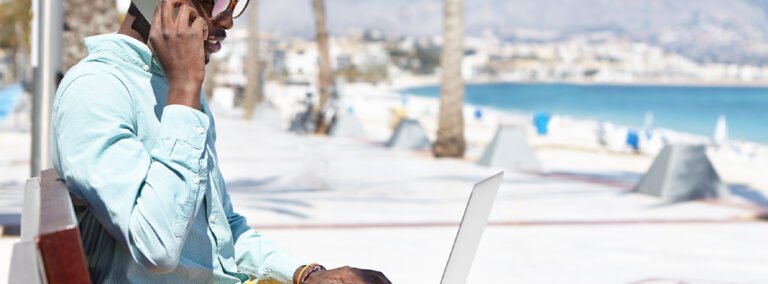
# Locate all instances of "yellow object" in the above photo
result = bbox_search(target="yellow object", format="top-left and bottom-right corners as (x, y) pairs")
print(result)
(390, 107), (408, 129)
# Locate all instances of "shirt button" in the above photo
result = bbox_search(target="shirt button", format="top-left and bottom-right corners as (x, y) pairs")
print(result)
(142, 64), (150, 71)
(196, 126), (205, 135)
(209, 215), (216, 224)
(192, 175), (200, 184)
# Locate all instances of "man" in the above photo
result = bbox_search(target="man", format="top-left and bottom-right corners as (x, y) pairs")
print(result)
(50, 0), (391, 283)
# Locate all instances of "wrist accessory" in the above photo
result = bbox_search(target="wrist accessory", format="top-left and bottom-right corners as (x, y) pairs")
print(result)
(296, 263), (326, 284)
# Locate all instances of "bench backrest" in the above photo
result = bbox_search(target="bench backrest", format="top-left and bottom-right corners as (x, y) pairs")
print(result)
(8, 169), (90, 284)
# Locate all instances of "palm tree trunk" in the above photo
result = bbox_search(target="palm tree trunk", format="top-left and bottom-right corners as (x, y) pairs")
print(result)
(12, 22), (25, 83)
(311, 0), (333, 134)
(433, 0), (466, 158)
(242, 3), (262, 119)
(63, 0), (119, 72)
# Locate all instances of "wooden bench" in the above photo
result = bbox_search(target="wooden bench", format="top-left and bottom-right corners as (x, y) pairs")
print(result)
(8, 169), (90, 283)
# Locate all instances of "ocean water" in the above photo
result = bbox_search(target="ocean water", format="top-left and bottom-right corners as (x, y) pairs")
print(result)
(404, 82), (768, 144)
(0, 84), (23, 122)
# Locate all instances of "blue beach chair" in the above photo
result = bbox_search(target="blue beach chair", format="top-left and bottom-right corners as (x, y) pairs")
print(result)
(0, 84), (23, 122)
(626, 130), (640, 151)
(533, 111), (551, 136)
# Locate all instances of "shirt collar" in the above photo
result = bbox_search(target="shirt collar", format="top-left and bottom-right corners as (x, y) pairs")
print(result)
(84, 33), (165, 76)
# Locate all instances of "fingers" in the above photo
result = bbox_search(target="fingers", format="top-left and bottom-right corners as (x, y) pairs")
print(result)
(149, 1), (166, 48)
(151, 1), (163, 28)
(191, 17), (209, 39)
(162, 0), (190, 25)
(160, 0), (174, 27)
(175, 4), (192, 30)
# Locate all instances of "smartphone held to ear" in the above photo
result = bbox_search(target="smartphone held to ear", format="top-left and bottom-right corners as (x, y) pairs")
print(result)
(132, 0), (160, 22)
(133, 0), (181, 24)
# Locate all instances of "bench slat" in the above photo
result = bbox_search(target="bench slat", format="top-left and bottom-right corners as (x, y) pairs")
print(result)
(8, 169), (91, 284)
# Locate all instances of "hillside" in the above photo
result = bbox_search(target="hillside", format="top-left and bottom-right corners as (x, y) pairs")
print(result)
(256, 0), (768, 64)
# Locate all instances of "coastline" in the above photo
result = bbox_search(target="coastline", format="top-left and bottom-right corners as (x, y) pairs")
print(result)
(390, 76), (768, 92)
(262, 80), (768, 191)
(394, 79), (768, 146)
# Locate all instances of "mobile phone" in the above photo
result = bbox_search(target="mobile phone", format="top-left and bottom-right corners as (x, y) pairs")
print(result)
(133, 0), (181, 24)
(132, 0), (160, 23)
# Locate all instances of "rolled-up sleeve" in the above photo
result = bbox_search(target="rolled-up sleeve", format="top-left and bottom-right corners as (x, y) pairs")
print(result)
(52, 74), (210, 273)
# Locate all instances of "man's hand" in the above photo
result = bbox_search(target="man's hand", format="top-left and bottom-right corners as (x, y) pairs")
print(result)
(148, 0), (208, 110)
(304, 266), (391, 284)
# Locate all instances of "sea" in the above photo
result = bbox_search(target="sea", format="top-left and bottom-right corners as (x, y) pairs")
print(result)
(0, 84), (23, 123)
(404, 82), (768, 144)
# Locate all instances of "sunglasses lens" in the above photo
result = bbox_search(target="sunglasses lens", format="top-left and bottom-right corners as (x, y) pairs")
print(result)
(232, 0), (248, 18)
(211, 0), (230, 17)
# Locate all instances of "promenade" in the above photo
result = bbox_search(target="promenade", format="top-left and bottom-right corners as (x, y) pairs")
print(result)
(1, 116), (767, 283)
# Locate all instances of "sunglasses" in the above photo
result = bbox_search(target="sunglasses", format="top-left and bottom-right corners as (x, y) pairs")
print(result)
(210, 0), (249, 19)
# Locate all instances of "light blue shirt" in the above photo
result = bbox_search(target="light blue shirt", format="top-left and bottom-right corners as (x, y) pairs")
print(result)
(51, 34), (304, 283)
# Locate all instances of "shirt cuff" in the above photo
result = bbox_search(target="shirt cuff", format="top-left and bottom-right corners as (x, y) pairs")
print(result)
(158, 104), (210, 149)
(269, 252), (307, 283)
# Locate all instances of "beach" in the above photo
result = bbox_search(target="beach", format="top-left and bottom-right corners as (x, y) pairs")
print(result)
(258, 80), (768, 194)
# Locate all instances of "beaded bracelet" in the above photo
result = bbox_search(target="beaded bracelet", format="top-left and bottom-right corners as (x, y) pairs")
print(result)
(297, 263), (326, 284)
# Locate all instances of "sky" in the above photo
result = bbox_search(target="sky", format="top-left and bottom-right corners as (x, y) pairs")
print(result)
(111, 0), (768, 64)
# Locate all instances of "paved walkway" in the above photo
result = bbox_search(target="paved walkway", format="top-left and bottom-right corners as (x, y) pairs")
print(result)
(1, 118), (767, 283)
(213, 119), (767, 283)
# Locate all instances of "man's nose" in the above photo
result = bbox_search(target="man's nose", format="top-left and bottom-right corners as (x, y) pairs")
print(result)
(214, 11), (234, 30)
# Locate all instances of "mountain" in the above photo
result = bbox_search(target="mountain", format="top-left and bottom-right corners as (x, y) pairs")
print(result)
(252, 0), (768, 65)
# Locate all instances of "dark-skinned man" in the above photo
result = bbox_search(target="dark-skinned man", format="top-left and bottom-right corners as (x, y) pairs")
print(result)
(51, 0), (391, 283)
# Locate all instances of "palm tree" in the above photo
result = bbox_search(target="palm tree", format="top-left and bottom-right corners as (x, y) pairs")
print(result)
(63, 0), (120, 72)
(311, 0), (333, 134)
(242, 3), (262, 119)
(0, 0), (32, 82)
(433, 0), (466, 158)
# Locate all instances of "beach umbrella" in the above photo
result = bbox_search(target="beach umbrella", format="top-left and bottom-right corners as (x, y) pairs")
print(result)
(643, 111), (654, 130)
(635, 145), (728, 202)
(329, 110), (367, 138)
(714, 115), (729, 147)
(387, 119), (431, 150)
(479, 125), (543, 172)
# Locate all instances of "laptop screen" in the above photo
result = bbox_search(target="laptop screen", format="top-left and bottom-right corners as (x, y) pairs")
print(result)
(441, 172), (504, 284)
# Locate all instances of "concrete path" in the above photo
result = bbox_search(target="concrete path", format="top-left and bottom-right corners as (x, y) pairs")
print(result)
(212, 119), (768, 283)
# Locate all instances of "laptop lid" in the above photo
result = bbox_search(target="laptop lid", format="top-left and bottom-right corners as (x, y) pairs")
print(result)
(440, 172), (504, 284)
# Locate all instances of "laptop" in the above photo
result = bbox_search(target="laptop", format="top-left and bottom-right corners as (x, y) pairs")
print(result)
(440, 171), (504, 284)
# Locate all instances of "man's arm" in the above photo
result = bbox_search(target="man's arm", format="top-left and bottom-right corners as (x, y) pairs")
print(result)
(52, 73), (210, 273)
(217, 170), (306, 282)
(218, 171), (392, 284)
